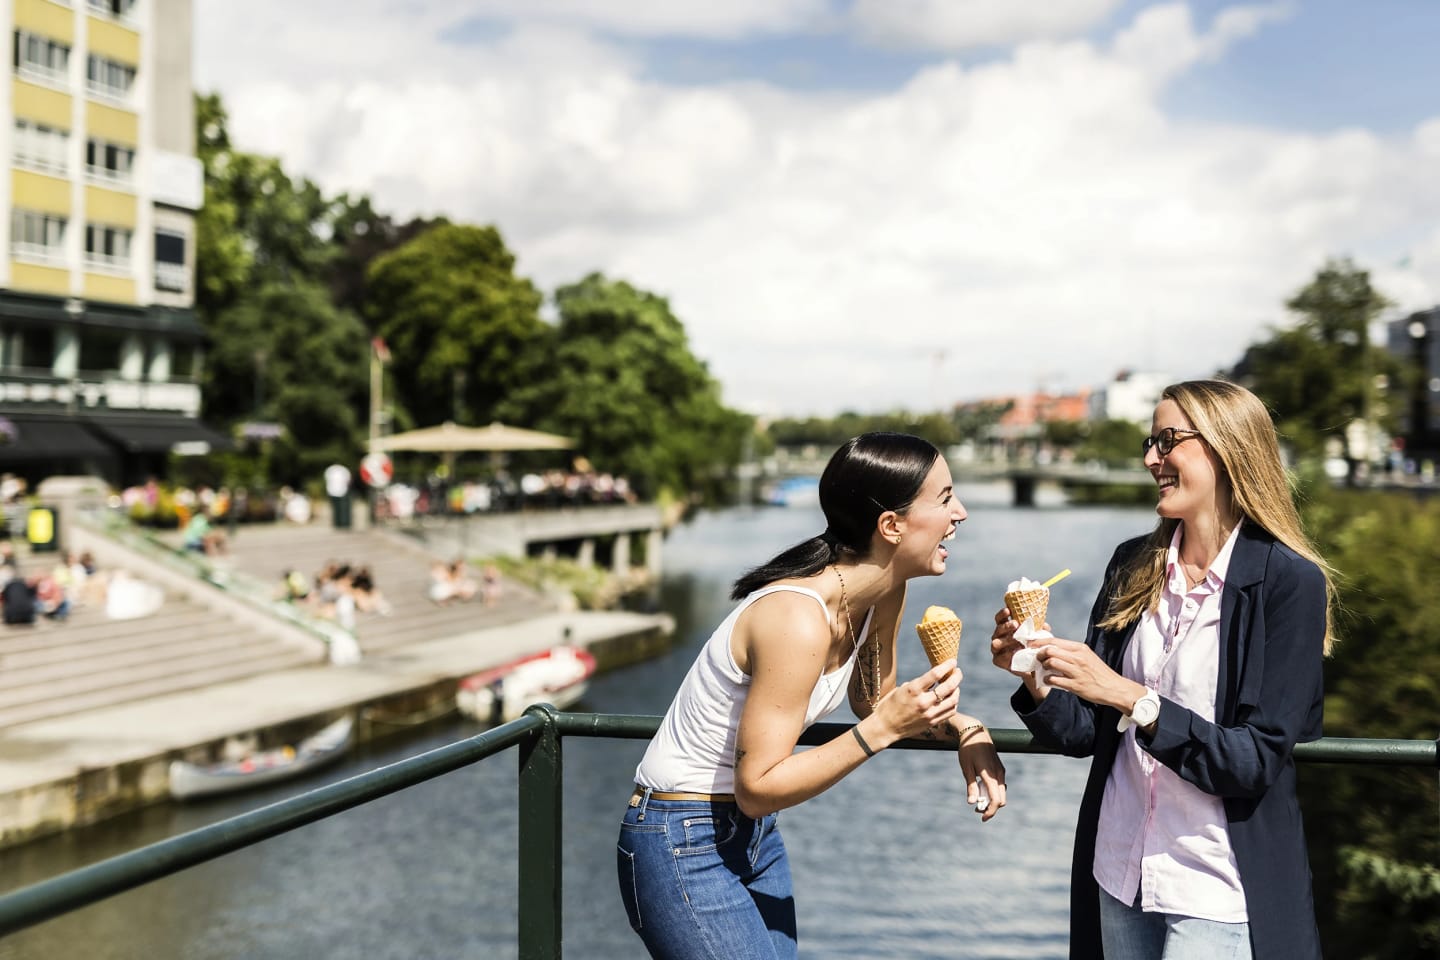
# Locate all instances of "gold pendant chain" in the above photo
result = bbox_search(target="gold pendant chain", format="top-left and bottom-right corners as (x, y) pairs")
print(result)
(834, 565), (879, 708)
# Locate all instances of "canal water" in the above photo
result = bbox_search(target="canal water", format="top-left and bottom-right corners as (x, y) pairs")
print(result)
(0, 485), (1157, 959)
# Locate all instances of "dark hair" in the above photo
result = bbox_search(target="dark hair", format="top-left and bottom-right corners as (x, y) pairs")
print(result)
(730, 432), (941, 599)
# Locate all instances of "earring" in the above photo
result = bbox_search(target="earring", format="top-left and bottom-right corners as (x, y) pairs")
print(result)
(894, 536), (903, 546)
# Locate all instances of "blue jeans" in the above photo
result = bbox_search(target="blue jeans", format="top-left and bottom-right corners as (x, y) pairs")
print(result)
(1099, 887), (1252, 960)
(617, 790), (795, 959)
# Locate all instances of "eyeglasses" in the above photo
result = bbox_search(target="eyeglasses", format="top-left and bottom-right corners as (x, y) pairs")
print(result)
(1141, 427), (1203, 457)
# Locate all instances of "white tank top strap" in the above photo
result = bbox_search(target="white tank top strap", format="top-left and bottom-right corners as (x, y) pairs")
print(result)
(736, 584), (831, 623)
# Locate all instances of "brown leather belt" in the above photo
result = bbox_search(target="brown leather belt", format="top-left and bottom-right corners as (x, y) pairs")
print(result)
(629, 785), (736, 807)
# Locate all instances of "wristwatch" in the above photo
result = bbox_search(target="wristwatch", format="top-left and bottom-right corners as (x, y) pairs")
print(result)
(1117, 688), (1160, 733)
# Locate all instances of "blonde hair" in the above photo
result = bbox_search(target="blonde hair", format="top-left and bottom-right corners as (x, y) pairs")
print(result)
(1097, 379), (1337, 653)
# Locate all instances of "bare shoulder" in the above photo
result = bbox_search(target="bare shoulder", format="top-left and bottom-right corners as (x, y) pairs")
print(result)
(734, 586), (831, 671)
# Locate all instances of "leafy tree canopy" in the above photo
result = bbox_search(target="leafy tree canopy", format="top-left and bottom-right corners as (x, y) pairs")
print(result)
(1234, 259), (1403, 463)
(1297, 488), (1440, 957)
(203, 280), (369, 483)
(497, 273), (751, 501)
(365, 223), (545, 429)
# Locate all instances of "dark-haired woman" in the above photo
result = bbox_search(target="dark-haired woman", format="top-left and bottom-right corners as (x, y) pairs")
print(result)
(990, 380), (1333, 959)
(618, 432), (1007, 960)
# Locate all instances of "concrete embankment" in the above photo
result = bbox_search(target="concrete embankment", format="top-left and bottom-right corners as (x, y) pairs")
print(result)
(0, 608), (673, 851)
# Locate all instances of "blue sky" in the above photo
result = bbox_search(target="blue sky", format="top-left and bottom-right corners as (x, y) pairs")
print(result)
(198, 1), (1440, 415)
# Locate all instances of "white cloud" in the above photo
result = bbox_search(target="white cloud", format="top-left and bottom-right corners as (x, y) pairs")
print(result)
(849, 0), (1124, 51)
(196, 2), (1440, 415)
(1113, 2), (1291, 83)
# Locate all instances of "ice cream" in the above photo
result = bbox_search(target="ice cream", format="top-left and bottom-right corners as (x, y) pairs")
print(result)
(1005, 578), (1054, 691)
(1004, 577), (1049, 632)
(916, 604), (963, 666)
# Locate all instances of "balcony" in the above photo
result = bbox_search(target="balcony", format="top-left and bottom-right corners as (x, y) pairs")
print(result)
(154, 262), (188, 294)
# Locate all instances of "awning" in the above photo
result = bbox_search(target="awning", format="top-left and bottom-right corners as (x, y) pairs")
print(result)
(0, 413), (116, 461)
(84, 415), (234, 455)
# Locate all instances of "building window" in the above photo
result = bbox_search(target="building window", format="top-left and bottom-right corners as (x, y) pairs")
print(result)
(19, 328), (56, 372)
(85, 137), (135, 186)
(13, 30), (71, 86)
(86, 54), (136, 101)
(154, 229), (188, 292)
(85, 223), (133, 271)
(79, 328), (126, 375)
(170, 342), (200, 379)
(11, 209), (69, 264)
(88, 0), (138, 18)
(13, 119), (71, 175)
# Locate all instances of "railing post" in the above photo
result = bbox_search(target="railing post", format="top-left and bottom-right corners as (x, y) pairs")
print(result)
(518, 705), (563, 960)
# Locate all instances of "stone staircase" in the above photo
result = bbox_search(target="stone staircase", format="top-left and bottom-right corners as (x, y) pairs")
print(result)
(0, 567), (315, 730)
(0, 519), (559, 731)
(204, 522), (558, 657)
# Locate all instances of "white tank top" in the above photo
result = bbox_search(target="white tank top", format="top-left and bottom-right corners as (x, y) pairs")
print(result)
(634, 585), (874, 794)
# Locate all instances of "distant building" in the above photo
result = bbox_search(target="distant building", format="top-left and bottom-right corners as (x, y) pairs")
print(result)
(1386, 307), (1440, 460)
(1089, 370), (1172, 424)
(1, 0), (223, 485)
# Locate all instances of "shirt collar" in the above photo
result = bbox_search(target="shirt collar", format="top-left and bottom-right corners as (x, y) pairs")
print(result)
(1166, 518), (1244, 589)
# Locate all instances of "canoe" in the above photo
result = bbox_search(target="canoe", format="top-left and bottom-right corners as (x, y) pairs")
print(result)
(168, 714), (355, 800)
(457, 646), (597, 724)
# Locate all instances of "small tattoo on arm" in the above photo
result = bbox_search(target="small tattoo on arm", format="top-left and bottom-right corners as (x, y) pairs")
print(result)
(735, 748), (746, 764)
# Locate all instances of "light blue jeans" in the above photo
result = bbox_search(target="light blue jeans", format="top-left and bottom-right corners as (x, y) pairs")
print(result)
(1099, 887), (1253, 960)
(617, 789), (795, 959)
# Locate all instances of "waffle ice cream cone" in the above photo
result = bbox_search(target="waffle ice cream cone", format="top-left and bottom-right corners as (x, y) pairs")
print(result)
(1004, 585), (1049, 631)
(916, 605), (963, 666)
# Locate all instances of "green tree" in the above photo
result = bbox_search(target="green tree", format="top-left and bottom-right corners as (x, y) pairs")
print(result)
(498, 273), (751, 501)
(203, 281), (369, 482)
(194, 93), (378, 484)
(1297, 489), (1440, 957)
(323, 194), (438, 318)
(1234, 259), (1402, 478)
(195, 94), (334, 315)
(365, 223), (545, 428)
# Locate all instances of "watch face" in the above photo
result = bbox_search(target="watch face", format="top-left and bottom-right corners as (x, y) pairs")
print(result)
(1133, 695), (1160, 725)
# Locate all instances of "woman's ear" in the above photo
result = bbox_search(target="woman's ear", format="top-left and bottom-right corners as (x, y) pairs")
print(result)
(877, 511), (904, 546)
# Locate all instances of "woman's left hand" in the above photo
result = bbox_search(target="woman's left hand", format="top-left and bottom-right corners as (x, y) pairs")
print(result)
(951, 715), (1006, 821)
(1035, 639), (1131, 709)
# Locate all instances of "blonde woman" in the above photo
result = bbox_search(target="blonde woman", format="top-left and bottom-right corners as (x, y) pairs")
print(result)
(620, 433), (1007, 959)
(990, 380), (1333, 960)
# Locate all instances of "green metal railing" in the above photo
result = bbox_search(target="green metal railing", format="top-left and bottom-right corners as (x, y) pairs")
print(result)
(0, 710), (1435, 957)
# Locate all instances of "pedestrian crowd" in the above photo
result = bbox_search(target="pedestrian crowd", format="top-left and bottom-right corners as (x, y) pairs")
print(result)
(277, 559), (392, 633)
(1, 543), (106, 627)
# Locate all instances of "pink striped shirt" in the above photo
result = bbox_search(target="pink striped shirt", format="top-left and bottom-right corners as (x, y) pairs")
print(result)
(1092, 521), (1247, 921)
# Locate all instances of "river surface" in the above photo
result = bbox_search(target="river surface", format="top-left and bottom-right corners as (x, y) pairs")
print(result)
(0, 485), (1157, 959)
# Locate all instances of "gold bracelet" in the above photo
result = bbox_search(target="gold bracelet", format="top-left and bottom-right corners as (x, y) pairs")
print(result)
(956, 723), (985, 740)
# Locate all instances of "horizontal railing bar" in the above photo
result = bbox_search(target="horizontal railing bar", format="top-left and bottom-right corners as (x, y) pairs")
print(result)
(555, 715), (1439, 766)
(0, 714), (545, 938)
(3, 713), (1434, 940)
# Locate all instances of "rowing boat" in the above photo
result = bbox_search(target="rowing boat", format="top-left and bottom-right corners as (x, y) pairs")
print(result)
(168, 714), (355, 800)
(457, 646), (597, 724)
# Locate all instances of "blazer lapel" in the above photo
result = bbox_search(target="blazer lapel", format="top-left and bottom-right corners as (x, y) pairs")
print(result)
(1218, 524), (1270, 723)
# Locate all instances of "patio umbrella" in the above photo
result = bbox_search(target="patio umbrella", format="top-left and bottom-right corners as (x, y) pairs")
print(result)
(372, 421), (573, 454)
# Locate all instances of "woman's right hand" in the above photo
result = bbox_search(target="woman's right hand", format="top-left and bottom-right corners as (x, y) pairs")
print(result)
(872, 659), (961, 741)
(990, 607), (1028, 676)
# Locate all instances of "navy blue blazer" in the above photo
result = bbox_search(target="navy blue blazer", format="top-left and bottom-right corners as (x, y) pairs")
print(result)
(1012, 523), (1327, 959)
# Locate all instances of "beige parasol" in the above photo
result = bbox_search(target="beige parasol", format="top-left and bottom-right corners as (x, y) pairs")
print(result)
(371, 421), (573, 454)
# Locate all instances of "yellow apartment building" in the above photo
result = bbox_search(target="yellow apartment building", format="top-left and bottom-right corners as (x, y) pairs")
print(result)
(2, 0), (225, 486)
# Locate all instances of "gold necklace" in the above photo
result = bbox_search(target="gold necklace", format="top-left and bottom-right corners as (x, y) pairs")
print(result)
(834, 565), (879, 707)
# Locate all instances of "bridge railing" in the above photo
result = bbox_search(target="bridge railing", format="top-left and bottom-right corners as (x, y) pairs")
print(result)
(0, 710), (1435, 957)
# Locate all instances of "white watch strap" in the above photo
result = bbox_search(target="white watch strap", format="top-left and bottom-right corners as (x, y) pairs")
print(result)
(1116, 689), (1153, 733)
